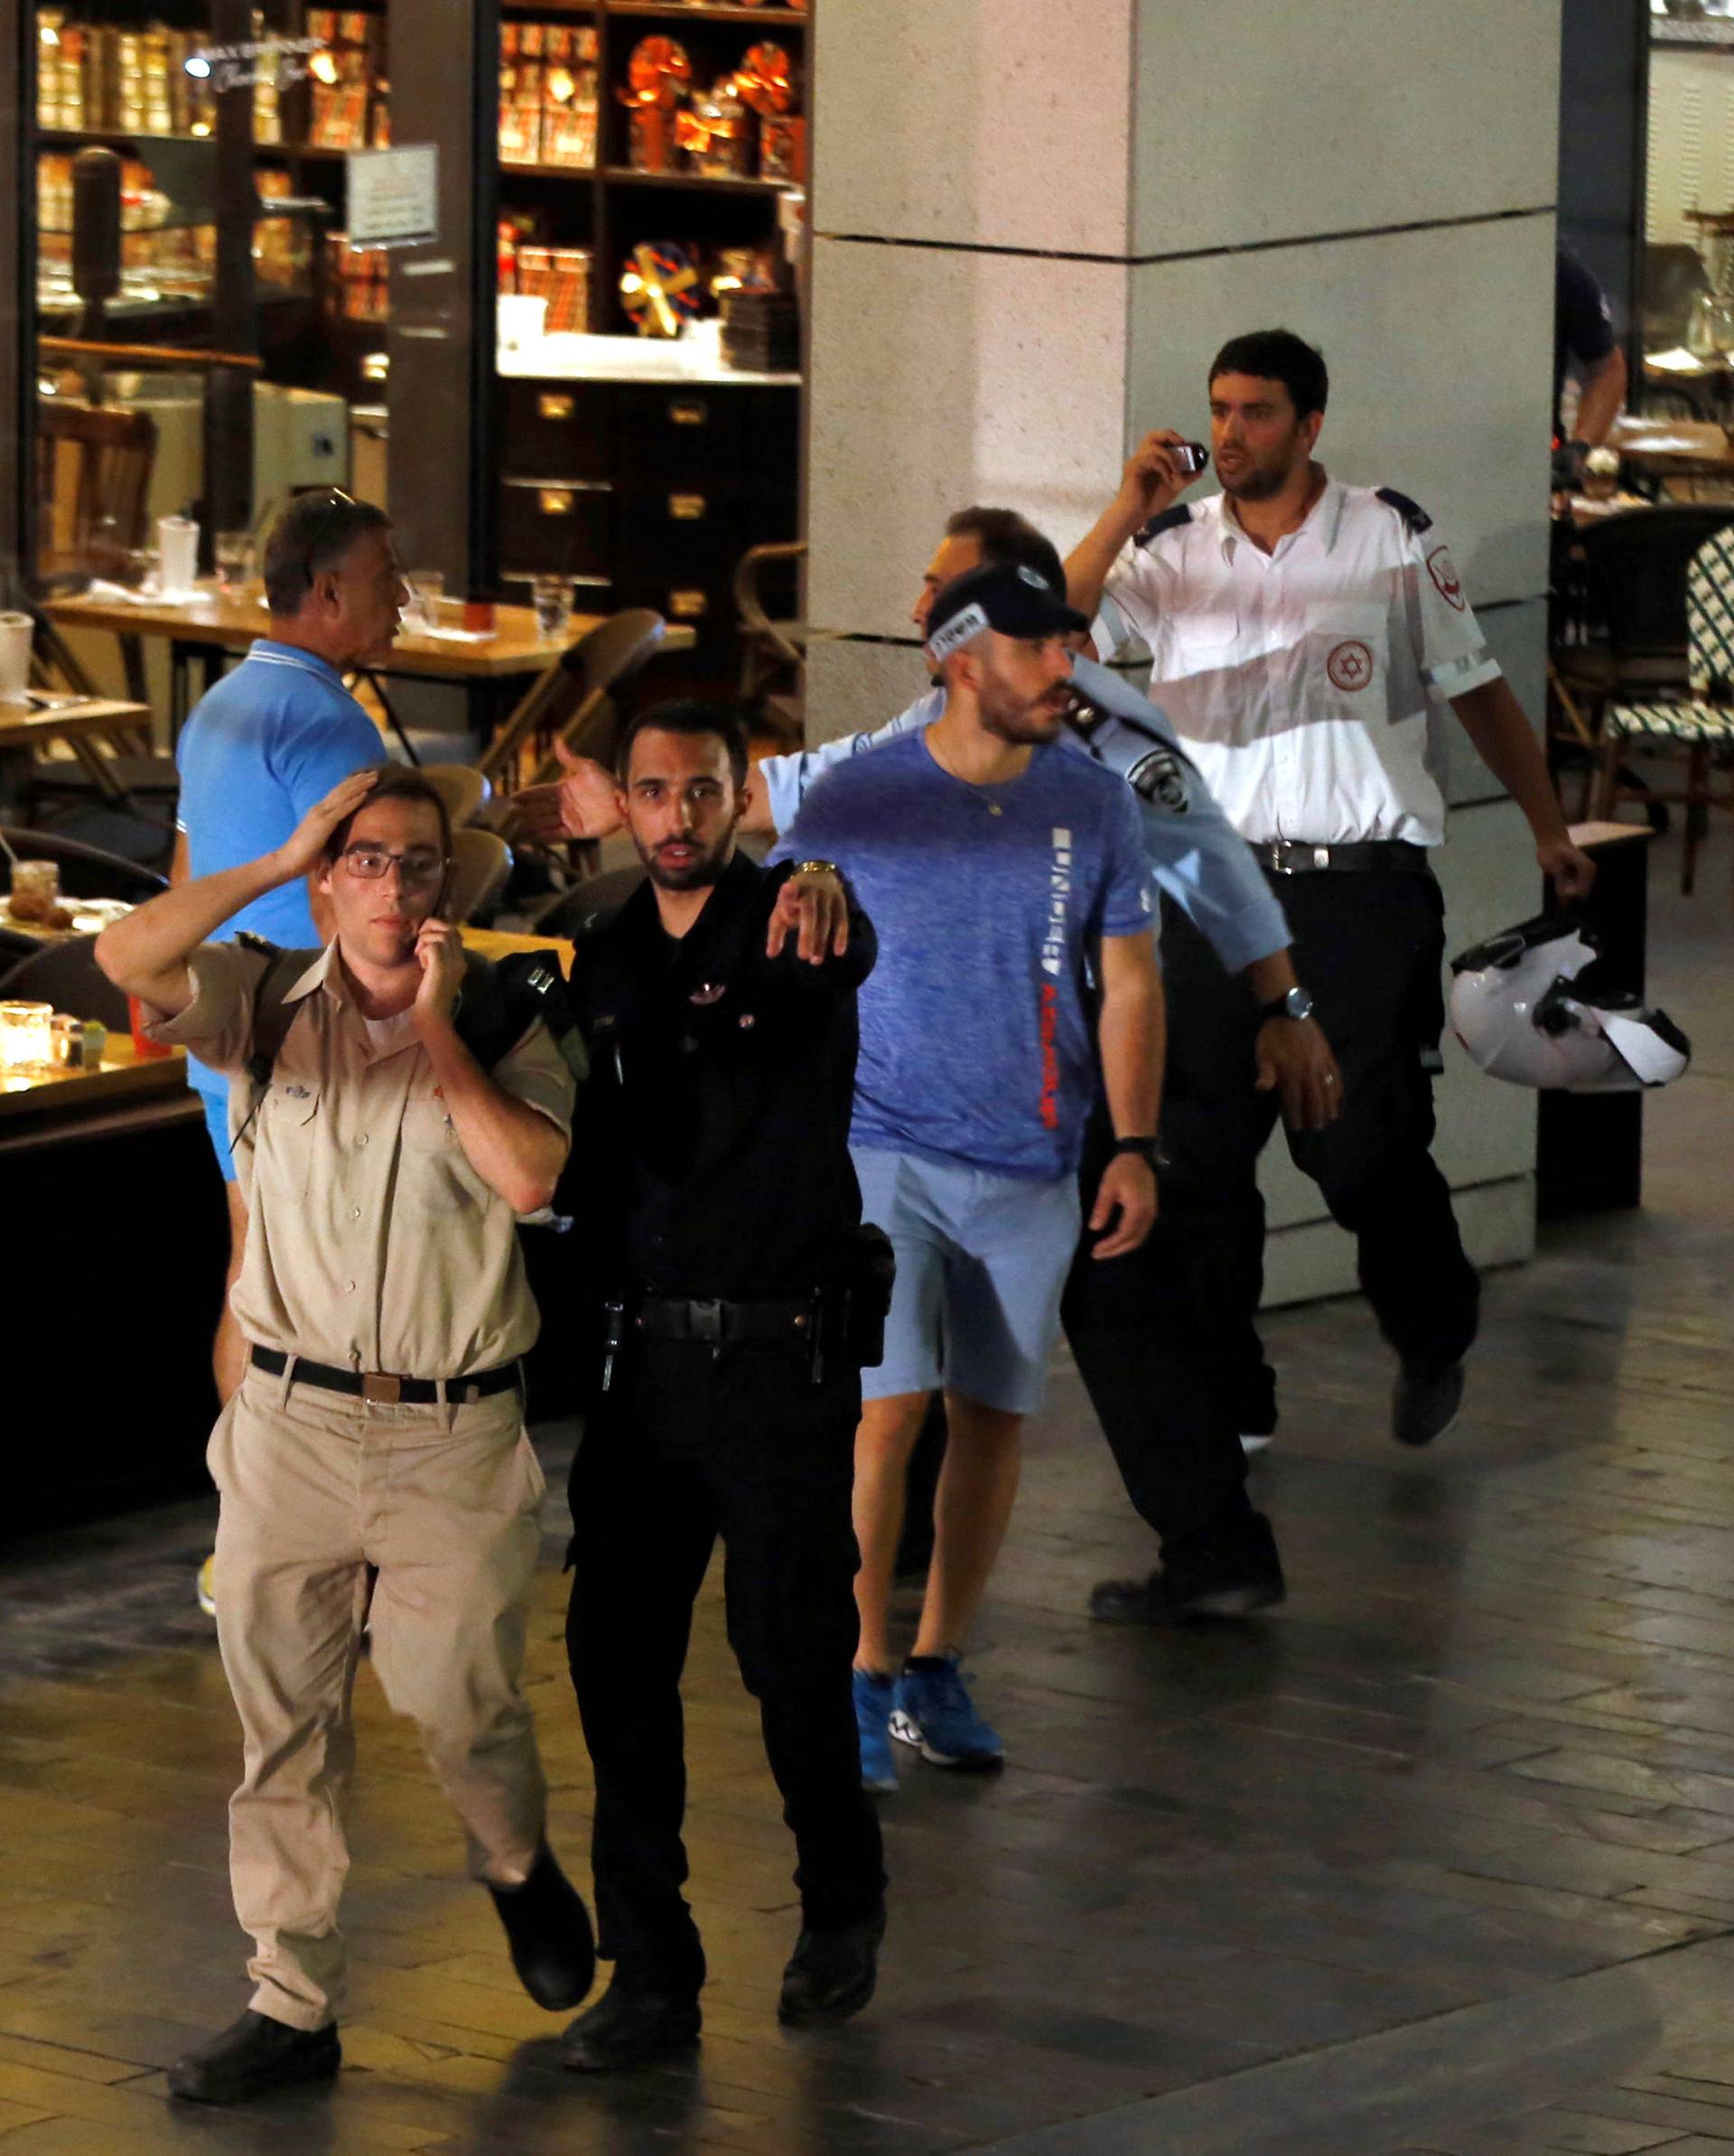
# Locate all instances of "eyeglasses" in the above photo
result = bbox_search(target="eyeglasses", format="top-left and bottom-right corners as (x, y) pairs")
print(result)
(339, 845), (447, 888)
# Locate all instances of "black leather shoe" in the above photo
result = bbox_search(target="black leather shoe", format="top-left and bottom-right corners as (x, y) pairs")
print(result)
(1393, 1358), (1465, 1448)
(167, 2011), (340, 2105)
(778, 1907), (886, 2027)
(1090, 1511), (1286, 1625)
(559, 1974), (701, 2072)
(489, 1843), (597, 2011)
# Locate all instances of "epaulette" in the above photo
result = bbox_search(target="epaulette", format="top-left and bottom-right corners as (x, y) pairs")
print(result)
(1375, 487), (1432, 536)
(1133, 502), (1193, 550)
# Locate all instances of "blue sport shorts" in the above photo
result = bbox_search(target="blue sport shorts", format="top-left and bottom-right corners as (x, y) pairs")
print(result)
(851, 1145), (1080, 1416)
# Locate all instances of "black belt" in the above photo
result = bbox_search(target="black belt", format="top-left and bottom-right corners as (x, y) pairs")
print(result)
(1251, 840), (1431, 876)
(250, 1345), (520, 1405)
(629, 1294), (811, 1347)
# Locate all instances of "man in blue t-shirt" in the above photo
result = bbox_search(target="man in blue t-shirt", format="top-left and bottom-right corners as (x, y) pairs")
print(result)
(174, 490), (397, 1418)
(772, 564), (1164, 1783)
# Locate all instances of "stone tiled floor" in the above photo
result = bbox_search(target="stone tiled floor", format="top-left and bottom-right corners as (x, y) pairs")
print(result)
(0, 837), (1729, 2156)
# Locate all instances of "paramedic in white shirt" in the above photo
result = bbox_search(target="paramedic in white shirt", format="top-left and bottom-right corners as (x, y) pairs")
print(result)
(1063, 328), (1593, 1473)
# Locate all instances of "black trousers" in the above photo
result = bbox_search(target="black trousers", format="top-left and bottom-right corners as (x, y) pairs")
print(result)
(1158, 871), (1480, 1437)
(565, 1337), (885, 1997)
(1059, 1115), (1254, 1554)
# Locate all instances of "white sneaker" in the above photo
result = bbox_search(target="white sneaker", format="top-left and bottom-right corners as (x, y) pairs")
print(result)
(1240, 1434), (1273, 1457)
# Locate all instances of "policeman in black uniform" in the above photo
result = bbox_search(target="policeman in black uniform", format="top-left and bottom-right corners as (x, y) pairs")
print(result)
(559, 698), (888, 2072)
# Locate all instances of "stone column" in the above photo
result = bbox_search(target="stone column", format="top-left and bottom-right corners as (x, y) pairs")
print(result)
(806, 0), (1562, 1298)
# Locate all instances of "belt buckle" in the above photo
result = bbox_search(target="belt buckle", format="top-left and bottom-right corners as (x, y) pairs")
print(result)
(361, 1372), (403, 1405)
(1312, 845), (1331, 870)
(689, 1299), (724, 1345)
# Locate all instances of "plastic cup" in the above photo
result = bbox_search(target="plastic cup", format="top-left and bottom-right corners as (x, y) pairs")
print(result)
(0, 611), (32, 703)
(127, 993), (174, 1061)
(157, 513), (200, 599)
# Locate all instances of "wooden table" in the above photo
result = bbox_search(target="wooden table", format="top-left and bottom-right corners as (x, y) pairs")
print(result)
(1610, 415), (1734, 480)
(42, 584), (694, 741)
(0, 1031), (187, 1123)
(0, 693), (153, 803)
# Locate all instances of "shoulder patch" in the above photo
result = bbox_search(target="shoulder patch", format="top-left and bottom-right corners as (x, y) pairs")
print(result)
(1133, 502), (1193, 550)
(1126, 743), (1196, 816)
(1375, 487), (1432, 537)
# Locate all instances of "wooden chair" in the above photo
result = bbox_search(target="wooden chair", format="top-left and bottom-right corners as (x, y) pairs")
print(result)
(35, 398), (158, 592)
(476, 609), (668, 794)
(735, 538), (808, 745)
(1595, 522), (1734, 901)
(419, 762), (488, 832)
(447, 828), (512, 924)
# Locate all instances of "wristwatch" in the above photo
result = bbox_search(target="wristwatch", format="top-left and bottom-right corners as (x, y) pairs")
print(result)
(1110, 1135), (1168, 1169)
(1258, 985), (1316, 1023)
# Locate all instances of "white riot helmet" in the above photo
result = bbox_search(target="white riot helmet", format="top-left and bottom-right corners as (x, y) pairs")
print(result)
(1449, 913), (1690, 1093)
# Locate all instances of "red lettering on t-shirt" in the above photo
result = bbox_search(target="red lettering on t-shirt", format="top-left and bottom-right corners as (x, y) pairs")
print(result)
(1038, 981), (1060, 1129)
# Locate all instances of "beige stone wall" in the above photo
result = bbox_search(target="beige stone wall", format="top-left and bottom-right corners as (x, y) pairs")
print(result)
(807, 0), (1565, 1301)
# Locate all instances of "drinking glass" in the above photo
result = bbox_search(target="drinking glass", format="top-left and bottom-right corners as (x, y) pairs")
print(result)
(532, 574), (575, 641)
(0, 1002), (55, 1074)
(215, 528), (252, 596)
(405, 570), (444, 632)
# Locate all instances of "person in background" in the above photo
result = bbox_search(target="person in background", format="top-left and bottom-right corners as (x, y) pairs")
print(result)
(1554, 246), (1628, 484)
(172, 489), (393, 1614)
(1065, 330), (1596, 1554)
(97, 766), (593, 2106)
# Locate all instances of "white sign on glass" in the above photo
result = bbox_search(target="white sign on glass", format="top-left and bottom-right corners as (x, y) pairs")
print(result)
(346, 144), (439, 251)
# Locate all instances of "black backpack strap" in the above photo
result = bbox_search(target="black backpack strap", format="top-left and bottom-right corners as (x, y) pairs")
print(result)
(234, 936), (322, 1141)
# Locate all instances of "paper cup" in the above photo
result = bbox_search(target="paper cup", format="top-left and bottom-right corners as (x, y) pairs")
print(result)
(0, 611), (32, 703)
(157, 514), (200, 599)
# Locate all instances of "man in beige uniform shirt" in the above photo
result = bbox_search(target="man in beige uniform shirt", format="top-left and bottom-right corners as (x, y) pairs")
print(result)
(98, 765), (594, 2105)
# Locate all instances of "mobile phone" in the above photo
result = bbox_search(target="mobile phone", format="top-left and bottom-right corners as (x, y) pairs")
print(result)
(1171, 441), (1209, 477)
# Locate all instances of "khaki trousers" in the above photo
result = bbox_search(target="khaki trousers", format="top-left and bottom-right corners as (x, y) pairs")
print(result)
(209, 1366), (549, 2030)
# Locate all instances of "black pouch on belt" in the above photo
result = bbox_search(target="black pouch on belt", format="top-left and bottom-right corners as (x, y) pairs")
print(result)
(836, 1221), (897, 1371)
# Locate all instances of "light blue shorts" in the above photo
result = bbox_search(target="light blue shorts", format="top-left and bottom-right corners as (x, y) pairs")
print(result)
(198, 1081), (237, 1183)
(852, 1146), (1081, 1416)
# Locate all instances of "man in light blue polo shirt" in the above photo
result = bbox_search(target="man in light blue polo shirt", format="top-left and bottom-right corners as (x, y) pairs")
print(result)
(174, 490), (398, 1423)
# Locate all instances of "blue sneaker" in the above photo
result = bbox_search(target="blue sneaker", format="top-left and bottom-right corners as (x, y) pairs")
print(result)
(890, 1654), (1003, 1769)
(853, 1668), (897, 1794)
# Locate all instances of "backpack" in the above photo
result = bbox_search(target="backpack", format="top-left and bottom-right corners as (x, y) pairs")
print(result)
(234, 932), (585, 1126)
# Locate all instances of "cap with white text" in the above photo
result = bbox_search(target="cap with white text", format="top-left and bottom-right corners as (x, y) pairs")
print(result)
(924, 563), (1090, 666)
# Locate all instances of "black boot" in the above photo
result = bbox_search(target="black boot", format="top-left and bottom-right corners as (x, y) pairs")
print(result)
(1393, 1358), (1465, 1447)
(167, 2011), (340, 2105)
(559, 1970), (702, 2072)
(778, 1907), (886, 2027)
(1090, 1508), (1286, 1624)
(489, 1844), (597, 2011)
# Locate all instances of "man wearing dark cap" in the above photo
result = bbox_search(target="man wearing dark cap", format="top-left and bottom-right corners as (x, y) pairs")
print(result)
(772, 565), (1165, 1783)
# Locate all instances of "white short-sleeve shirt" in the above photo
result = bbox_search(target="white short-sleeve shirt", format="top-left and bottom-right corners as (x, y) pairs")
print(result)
(1095, 476), (1503, 849)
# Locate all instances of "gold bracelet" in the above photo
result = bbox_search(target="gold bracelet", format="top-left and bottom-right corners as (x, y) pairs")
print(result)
(790, 859), (841, 880)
